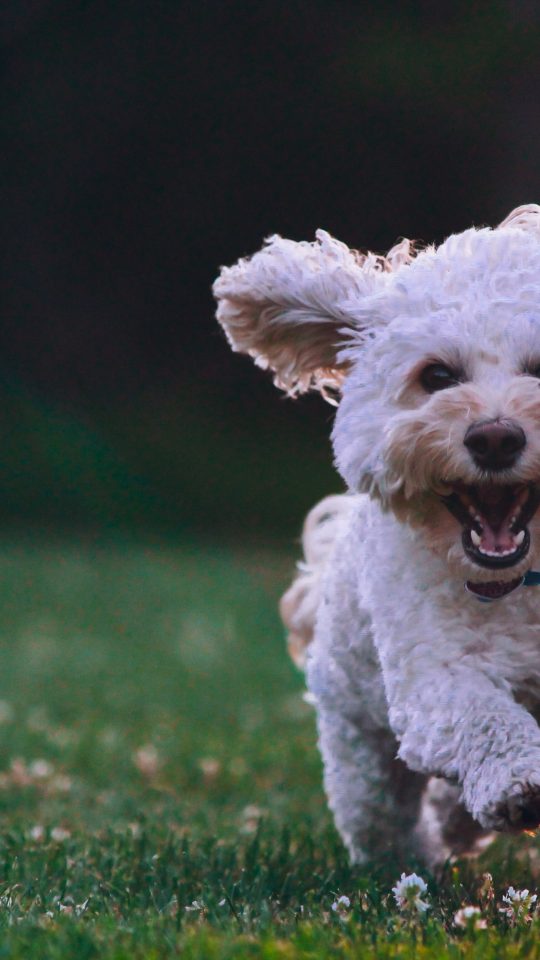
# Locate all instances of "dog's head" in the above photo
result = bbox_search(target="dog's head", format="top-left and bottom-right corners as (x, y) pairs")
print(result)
(214, 205), (540, 596)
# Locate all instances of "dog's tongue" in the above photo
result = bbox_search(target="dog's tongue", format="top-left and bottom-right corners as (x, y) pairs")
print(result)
(474, 486), (521, 554)
(479, 519), (516, 553)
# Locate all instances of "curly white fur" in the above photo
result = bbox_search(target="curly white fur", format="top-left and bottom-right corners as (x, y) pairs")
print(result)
(214, 204), (540, 867)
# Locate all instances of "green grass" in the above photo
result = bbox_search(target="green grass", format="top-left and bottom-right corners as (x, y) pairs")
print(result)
(0, 534), (537, 956)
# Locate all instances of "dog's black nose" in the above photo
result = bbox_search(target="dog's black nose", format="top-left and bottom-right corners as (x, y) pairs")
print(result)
(464, 419), (526, 470)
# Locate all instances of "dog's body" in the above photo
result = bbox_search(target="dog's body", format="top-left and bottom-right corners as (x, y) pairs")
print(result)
(214, 205), (540, 867)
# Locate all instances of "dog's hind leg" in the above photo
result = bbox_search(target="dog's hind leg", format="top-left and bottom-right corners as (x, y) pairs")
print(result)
(414, 778), (494, 871)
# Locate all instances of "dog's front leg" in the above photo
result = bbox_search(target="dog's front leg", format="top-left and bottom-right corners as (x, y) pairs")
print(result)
(316, 705), (425, 862)
(383, 655), (540, 832)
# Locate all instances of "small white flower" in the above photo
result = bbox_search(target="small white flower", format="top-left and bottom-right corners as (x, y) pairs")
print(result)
(198, 757), (221, 779)
(240, 804), (265, 835)
(30, 825), (45, 842)
(133, 745), (160, 779)
(502, 886), (537, 907)
(55, 895), (88, 917)
(50, 827), (70, 842)
(218, 898), (227, 907)
(500, 886), (537, 922)
(331, 895), (351, 914)
(392, 873), (430, 913)
(454, 906), (487, 930)
(185, 900), (203, 912)
(74, 899), (89, 917)
(29, 759), (53, 779)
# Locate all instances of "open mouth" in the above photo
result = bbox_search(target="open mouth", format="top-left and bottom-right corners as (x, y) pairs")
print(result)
(439, 482), (540, 571)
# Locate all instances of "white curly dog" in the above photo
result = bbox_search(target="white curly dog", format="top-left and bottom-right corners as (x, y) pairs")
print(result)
(214, 204), (540, 868)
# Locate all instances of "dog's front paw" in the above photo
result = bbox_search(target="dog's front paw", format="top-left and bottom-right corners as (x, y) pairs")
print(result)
(482, 781), (540, 833)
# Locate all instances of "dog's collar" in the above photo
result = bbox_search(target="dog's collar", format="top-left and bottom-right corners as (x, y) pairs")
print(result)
(469, 570), (540, 603)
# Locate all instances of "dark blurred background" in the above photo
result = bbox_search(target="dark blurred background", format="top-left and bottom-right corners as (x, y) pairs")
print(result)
(3, 0), (540, 541)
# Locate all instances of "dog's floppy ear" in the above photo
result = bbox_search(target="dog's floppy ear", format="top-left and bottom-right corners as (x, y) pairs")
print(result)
(214, 230), (403, 397)
(498, 204), (540, 232)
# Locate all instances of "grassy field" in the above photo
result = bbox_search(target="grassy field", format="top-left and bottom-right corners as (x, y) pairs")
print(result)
(0, 534), (537, 956)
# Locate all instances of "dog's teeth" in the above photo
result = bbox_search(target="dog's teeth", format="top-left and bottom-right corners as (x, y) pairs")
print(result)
(468, 507), (484, 528)
(479, 546), (519, 557)
(514, 530), (525, 546)
(470, 529), (481, 547)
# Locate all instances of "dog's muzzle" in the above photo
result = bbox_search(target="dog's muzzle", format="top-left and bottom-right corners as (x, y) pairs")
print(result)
(436, 480), (540, 599)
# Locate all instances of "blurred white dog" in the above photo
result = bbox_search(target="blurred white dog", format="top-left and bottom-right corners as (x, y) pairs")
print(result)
(214, 205), (540, 868)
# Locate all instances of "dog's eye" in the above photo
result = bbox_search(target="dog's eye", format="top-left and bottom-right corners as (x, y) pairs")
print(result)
(420, 363), (460, 393)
